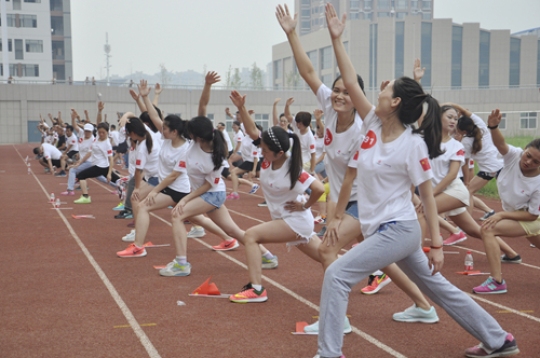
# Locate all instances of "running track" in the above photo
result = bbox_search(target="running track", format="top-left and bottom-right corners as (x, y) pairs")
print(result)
(1, 144), (539, 357)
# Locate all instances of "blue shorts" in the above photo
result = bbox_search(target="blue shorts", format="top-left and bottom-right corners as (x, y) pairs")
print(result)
(144, 176), (159, 186)
(345, 201), (358, 220)
(200, 191), (226, 210)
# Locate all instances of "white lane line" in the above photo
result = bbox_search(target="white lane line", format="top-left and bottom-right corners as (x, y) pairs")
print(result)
(469, 294), (540, 323)
(453, 245), (540, 271)
(15, 149), (161, 358)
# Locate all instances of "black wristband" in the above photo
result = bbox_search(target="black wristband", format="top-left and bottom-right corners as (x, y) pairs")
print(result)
(487, 124), (498, 130)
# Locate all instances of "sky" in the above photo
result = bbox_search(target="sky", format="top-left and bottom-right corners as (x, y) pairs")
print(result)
(71, 0), (540, 82)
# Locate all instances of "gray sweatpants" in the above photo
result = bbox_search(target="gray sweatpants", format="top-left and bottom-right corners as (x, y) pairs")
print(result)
(317, 220), (507, 358)
(124, 176), (135, 212)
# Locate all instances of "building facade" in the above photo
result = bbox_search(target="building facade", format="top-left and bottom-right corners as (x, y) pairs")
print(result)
(0, 0), (72, 82)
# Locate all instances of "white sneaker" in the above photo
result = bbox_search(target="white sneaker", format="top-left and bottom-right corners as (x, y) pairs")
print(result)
(392, 304), (439, 323)
(187, 226), (205, 238)
(122, 229), (136, 242)
(303, 316), (352, 335)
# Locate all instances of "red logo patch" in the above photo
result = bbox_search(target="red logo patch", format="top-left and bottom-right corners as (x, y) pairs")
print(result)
(309, 144), (315, 150)
(324, 128), (333, 146)
(470, 159), (474, 165)
(299, 171), (310, 184)
(252, 151), (258, 156)
(107, 150), (112, 155)
(136, 159), (141, 166)
(419, 158), (431, 171)
(261, 160), (271, 169)
(353, 151), (359, 160)
(214, 177), (220, 184)
(457, 149), (465, 156)
(78, 138), (83, 143)
(361, 130), (377, 149)
(178, 161), (186, 168)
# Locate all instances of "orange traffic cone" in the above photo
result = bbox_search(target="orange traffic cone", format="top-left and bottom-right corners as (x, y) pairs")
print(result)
(192, 277), (221, 295)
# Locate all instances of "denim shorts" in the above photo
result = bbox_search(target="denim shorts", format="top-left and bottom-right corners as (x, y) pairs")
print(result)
(345, 201), (359, 220)
(201, 191), (226, 209)
(144, 176), (159, 186)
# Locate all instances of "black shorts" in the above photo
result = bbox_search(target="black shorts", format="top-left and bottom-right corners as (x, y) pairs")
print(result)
(221, 167), (231, 178)
(116, 141), (128, 154)
(77, 165), (119, 182)
(476, 169), (501, 181)
(50, 159), (62, 167)
(238, 160), (261, 172)
(160, 187), (189, 203)
(66, 150), (79, 159)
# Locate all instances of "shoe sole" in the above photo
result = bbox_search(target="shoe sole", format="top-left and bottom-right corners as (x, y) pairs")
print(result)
(212, 241), (240, 251)
(262, 263), (279, 269)
(443, 237), (467, 246)
(229, 297), (268, 303)
(392, 316), (439, 324)
(122, 237), (135, 242)
(187, 233), (206, 238)
(159, 270), (191, 277)
(501, 260), (522, 264)
(361, 278), (392, 295)
(117, 252), (147, 258)
(465, 347), (519, 358)
(473, 289), (508, 295)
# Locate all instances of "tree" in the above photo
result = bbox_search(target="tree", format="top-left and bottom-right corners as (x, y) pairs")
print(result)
(225, 65), (233, 89)
(285, 71), (301, 90)
(250, 62), (264, 90)
(230, 67), (243, 89)
(159, 63), (172, 86)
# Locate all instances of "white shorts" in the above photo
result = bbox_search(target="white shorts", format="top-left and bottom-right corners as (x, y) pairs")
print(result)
(443, 178), (470, 217)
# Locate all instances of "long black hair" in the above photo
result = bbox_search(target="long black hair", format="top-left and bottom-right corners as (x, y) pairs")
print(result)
(457, 116), (483, 155)
(163, 114), (187, 138)
(125, 117), (153, 154)
(187, 116), (226, 170)
(261, 126), (302, 190)
(393, 77), (443, 159)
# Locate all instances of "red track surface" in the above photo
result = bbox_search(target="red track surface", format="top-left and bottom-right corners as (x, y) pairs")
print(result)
(2, 144), (539, 358)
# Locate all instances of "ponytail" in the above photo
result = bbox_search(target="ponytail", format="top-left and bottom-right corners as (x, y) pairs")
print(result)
(211, 128), (227, 170)
(457, 116), (483, 155)
(412, 95), (444, 159)
(288, 132), (302, 190)
(144, 131), (153, 154)
(125, 117), (153, 153)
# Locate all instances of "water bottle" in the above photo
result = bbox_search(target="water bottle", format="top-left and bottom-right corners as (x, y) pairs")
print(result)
(55, 198), (61, 208)
(464, 251), (474, 271)
(50, 193), (55, 203)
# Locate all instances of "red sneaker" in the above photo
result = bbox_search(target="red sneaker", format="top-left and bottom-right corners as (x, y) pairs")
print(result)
(443, 231), (467, 246)
(229, 283), (268, 303)
(117, 243), (147, 258)
(361, 273), (392, 295)
(212, 239), (239, 251)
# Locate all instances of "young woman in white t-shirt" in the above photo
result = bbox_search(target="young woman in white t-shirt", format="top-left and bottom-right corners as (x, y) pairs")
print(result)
(314, 6), (518, 358)
(228, 92), (325, 303)
(474, 109), (540, 295)
(276, 3), (438, 333)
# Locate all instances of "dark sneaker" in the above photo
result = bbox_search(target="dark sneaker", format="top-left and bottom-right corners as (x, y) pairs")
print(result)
(114, 210), (133, 219)
(317, 226), (327, 237)
(479, 210), (496, 221)
(257, 201), (267, 207)
(501, 254), (522, 264)
(465, 332), (519, 357)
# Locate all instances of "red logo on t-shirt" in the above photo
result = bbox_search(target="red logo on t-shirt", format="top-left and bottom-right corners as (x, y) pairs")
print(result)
(136, 159), (141, 166)
(310, 144), (315, 150)
(261, 160), (271, 169)
(214, 177), (220, 184)
(324, 128), (333, 145)
(361, 130), (377, 149)
(252, 151), (258, 156)
(353, 151), (359, 160)
(419, 158), (431, 171)
(178, 161), (186, 168)
(78, 138), (83, 143)
(107, 150), (112, 155)
(457, 149), (465, 156)
(470, 159), (474, 165)
(299, 171), (310, 184)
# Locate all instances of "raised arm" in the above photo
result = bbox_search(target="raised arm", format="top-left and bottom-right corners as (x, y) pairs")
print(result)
(83, 110), (90, 123)
(139, 80), (163, 133)
(272, 98), (281, 126)
(56, 111), (64, 126)
(129, 88), (147, 113)
(413, 58), (425, 84)
(314, 109), (324, 138)
(325, 4), (372, 119)
(230, 91), (259, 141)
(444, 102), (472, 118)
(487, 109), (509, 156)
(276, 4), (322, 94)
(284, 97), (295, 124)
(96, 101), (104, 125)
(71, 109), (83, 130)
(198, 71), (221, 117)
(152, 83), (163, 106)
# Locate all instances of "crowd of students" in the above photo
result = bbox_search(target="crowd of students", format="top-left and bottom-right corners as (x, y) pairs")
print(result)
(33, 5), (540, 357)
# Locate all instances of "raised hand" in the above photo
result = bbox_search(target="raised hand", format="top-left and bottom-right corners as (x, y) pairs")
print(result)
(325, 3), (347, 40)
(71, 109), (79, 121)
(273, 98), (281, 105)
(205, 71), (221, 85)
(380, 80), (390, 92)
(413, 58), (425, 82)
(276, 4), (297, 35)
(285, 97), (295, 106)
(98, 101), (105, 112)
(313, 109), (323, 120)
(138, 79), (151, 97)
(229, 90), (246, 109)
(129, 88), (140, 101)
(154, 83), (163, 95)
(487, 109), (502, 128)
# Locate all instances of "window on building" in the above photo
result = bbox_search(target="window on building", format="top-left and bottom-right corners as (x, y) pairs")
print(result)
(350, 12), (360, 20)
(537, 40), (540, 87)
(320, 46), (332, 70)
(273, 60), (282, 81)
(369, 23), (378, 89)
(52, 40), (64, 59)
(20, 15), (38, 28)
(421, 12), (431, 20)
(422, 0), (432, 10)
(499, 113), (507, 130)
(13, 0), (21, 10)
(365, 12), (373, 20)
(0, 39), (13, 52)
(24, 0), (42, 3)
(479, 30), (490, 88)
(378, 12), (390, 17)
(378, 0), (390, 9)
(50, 0), (62, 11)
(254, 114), (270, 131)
(451, 25), (463, 89)
(411, 0), (418, 9)
(395, 22), (405, 78)
(364, 0), (373, 10)
(509, 37), (521, 87)
(521, 112), (537, 129)
(420, 22), (432, 88)
(301, 9), (311, 17)
(351, 0), (360, 9)
(396, 12), (407, 19)
(51, 16), (63, 35)
(301, 20), (311, 32)
(23, 64), (39, 77)
(395, 0), (408, 10)
(25, 39), (43, 53)
(14, 39), (23, 60)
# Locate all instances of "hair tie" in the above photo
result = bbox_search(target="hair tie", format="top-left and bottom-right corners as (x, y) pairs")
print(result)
(268, 128), (283, 151)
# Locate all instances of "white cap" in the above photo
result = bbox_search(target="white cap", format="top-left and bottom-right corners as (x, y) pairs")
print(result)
(84, 123), (94, 131)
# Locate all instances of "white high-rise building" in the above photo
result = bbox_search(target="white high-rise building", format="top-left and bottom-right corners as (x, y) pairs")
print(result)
(0, 0), (72, 83)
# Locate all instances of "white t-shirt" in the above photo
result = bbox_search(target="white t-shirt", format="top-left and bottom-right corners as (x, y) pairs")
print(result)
(240, 134), (260, 162)
(430, 138), (465, 186)
(497, 145), (540, 215)
(221, 128), (234, 152)
(259, 156), (316, 239)
(158, 139), (190, 193)
(186, 141), (226, 192)
(315, 136), (325, 159)
(316, 84), (363, 202)
(234, 130), (245, 151)
(461, 114), (503, 173)
(353, 108), (433, 236)
(135, 139), (160, 180)
(42, 143), (62, 160)
(44, 134), (55, 145)
(109, 131), (120, 146)
(118, 127), (126, 144)
(292, 120), (316, 165)
(78, 134), (95, 160)
(128, 144), (137, 177)
(90, 139), (113, 168)
(66, 133), (79, 152)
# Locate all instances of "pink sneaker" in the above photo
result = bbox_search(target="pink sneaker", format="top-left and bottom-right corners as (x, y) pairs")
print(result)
(465, 333), (519, 357)
(60, 190), (75, 196)
(443, 231), (467, 246)
(226, 192), (240, 200)
(212, 239), (239, 251)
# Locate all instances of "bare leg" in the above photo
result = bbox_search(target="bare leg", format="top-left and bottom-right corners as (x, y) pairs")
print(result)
(382, 263), (431, 310)
(134, 193), (174, 246)
(473, 196), (493, 214)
